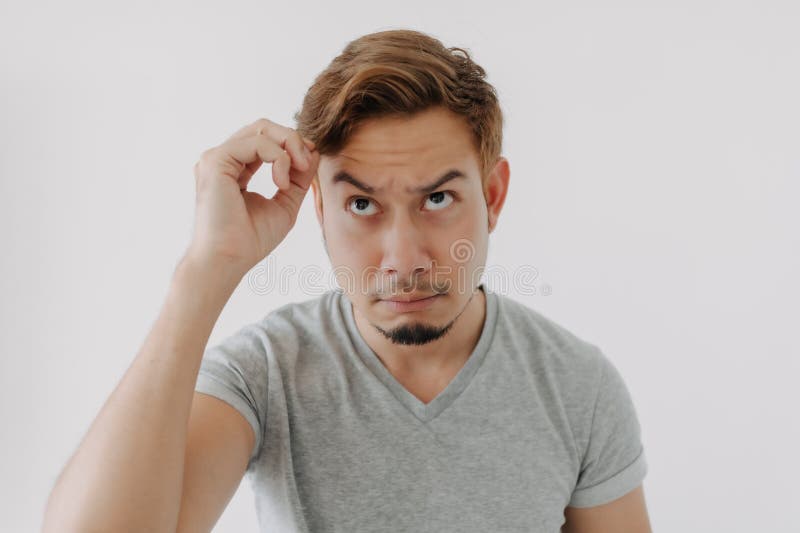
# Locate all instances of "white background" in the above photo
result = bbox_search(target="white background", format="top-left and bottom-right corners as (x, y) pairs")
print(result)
(2, 1), (798, 531)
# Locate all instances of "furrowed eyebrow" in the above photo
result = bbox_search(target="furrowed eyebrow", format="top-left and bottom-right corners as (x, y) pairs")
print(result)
(332, 171), (375, 194)
(331, 169), (466, 195)
(412, 170), (466, 194)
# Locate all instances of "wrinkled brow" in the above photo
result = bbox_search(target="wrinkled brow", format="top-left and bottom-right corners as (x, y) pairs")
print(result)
(331, 169), (466, 194)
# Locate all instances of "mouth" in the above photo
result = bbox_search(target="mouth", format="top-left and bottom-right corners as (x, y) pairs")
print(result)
(382, 293), (438, 303)
(379, 293), (442, 313)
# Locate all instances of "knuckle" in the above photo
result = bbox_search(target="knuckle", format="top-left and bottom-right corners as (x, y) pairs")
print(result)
(253, 132), (271, 149)
(198, 147), (218, 165)
(217, 155), (242, 177)
(254, 118), (272, 136)
(253, 135), (276, 159)
(196, 147), (239, 180)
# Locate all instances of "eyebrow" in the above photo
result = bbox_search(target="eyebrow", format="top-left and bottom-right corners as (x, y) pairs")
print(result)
(331, 169), (466, 195)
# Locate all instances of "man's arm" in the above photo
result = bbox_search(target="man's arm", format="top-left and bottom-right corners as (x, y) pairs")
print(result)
(562, 484), (652, 533)
(42, 256), (245, 532)
(41, 118), (317, 532)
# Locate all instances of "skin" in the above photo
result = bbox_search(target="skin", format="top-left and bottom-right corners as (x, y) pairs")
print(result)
(310, 106), (652, 531)
(562, 484), (652, 533)
(42, 107), (650, 531)
(41, 118), (320, 533)
(311, 106), (510, 399)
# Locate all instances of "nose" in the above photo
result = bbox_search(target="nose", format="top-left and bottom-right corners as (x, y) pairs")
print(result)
(379, 212), (433, 290)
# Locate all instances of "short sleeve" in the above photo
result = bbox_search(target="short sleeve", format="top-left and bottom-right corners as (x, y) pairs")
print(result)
(194, 322), (268, 469)
(568, 351), (648, 508)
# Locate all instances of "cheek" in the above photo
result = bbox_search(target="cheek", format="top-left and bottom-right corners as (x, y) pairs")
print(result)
(324, 219), (376, 267)
(443, 203), (487, 242)
(438, 208), (489, 273)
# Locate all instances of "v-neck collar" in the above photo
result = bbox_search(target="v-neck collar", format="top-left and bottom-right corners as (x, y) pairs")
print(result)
(338, 285), (499, 423)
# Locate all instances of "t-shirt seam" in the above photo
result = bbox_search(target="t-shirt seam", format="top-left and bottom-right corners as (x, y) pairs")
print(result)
(571, 444), (645, 494)
(581, 348), (607, 477)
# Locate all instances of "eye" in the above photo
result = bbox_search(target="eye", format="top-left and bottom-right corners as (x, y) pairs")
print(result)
(347, 197), (379, 216)
(424, 191), (455, 211)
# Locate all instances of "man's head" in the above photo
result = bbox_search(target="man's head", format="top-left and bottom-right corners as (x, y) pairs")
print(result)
(293, 29), (509, 346)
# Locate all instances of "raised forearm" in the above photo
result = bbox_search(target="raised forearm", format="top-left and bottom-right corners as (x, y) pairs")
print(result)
(42, 254), (245, 533)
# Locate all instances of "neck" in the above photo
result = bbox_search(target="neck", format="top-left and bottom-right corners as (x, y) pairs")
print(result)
(352, 285), (487, 377)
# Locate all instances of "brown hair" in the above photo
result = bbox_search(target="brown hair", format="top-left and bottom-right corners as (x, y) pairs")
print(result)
(293, 29), (503, 195)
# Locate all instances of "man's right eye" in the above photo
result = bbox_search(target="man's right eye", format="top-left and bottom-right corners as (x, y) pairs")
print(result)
(348, 197), (379, 216)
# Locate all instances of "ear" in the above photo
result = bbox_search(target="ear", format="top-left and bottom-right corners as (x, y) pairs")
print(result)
(484, 157), (510, 233)
(311, 177), (324, 227)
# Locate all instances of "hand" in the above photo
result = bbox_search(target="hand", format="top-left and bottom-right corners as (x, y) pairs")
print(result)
(186, 118), (320, 273)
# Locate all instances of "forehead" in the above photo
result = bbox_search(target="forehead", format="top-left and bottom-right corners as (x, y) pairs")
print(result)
(318, 107), (480, 189)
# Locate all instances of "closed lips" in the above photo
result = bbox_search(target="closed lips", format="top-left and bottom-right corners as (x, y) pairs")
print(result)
(383, 294), (437, 302)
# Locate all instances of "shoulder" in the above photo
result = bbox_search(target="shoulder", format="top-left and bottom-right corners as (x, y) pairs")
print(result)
(258, 289), (342, 331)
(241, 289), (344, 356)
(490, 291), (607, 390)
(490, 292), (635, 452)
(491, 292), (603, 363)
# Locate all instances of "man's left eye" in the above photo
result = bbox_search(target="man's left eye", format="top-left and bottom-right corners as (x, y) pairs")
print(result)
(424, 191), (454, 211)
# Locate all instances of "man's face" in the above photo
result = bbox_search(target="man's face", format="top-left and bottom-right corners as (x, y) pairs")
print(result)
(312, 106), (506, 345)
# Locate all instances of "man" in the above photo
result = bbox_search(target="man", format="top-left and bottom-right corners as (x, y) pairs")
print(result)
(43, 29), (651, 532)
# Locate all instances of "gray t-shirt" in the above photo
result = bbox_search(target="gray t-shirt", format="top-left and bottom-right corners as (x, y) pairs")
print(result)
(195, 285), (647, 532)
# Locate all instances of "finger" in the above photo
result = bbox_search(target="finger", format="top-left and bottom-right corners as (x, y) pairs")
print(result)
(270, 149), (320, 220)
(228, 118), (310, 173)
(238, 159), (263, 191)
(229, 119), (315, 150)
(272, 127), (311, 173)
(240, 143), (310, 192)
(291, 148), (319, 191)
(226, 120), (258, 141)
(227, 118), (283, 141)
(222, 135), (292, 191)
